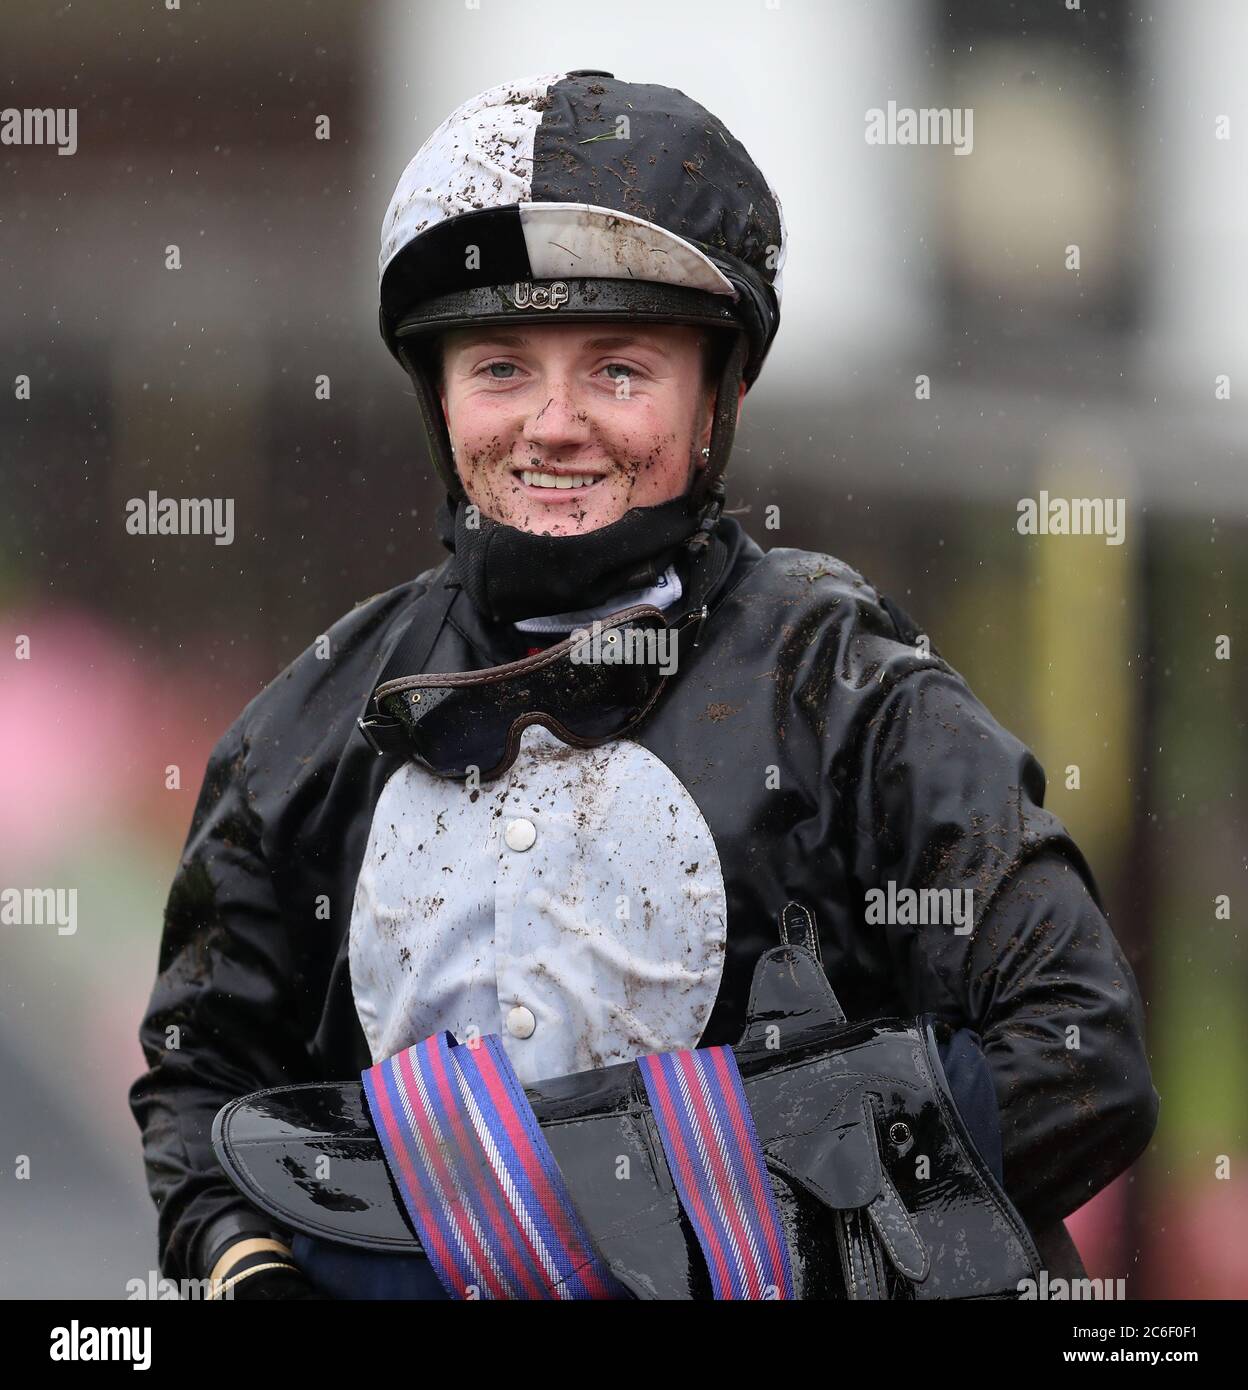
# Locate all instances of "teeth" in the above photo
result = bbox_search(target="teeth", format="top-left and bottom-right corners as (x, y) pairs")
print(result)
(521, 470), (600, 490)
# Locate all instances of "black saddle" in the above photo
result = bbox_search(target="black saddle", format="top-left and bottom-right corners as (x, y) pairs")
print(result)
(213, 904), (1042, 1299)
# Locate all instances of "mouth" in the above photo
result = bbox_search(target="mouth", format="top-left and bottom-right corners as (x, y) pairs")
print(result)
(512, 465), (609, 501)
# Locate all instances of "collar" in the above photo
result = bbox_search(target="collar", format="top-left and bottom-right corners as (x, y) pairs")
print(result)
(445, 517), (746, 669)
(513, 563), (683, 634)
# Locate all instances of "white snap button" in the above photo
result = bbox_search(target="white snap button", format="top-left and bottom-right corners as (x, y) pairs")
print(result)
(506, 1005), (536, 1039)
(504, 818), (536, 852)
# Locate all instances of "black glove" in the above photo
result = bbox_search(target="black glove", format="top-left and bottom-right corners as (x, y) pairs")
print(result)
(225, 1262), (326, 1301)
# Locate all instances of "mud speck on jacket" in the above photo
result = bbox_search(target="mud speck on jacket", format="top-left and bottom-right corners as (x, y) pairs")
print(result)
(129, 516), (1159, 1281)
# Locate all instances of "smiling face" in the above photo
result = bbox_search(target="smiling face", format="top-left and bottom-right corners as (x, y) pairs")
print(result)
(437, 321), (743, 536)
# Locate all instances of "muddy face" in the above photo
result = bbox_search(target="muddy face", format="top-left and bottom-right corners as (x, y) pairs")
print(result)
(437, 321), (738, 535)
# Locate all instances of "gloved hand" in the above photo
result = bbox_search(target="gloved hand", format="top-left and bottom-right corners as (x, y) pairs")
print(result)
(224, 1262), (325, 1301)
(206, 1237), (327, 1301)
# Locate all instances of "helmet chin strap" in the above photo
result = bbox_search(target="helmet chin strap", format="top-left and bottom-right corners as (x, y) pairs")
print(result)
(397, 326), (747, 564)
(688, 330), (747, 510)
(396, 339), (463, 501)
(681, 328), (747, 555)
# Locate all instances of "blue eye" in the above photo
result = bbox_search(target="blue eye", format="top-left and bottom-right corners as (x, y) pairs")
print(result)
(604, 363), (633, 379)
(485, 362), (517, 379)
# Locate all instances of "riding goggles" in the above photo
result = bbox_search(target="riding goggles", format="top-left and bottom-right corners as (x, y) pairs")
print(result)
(357, 602), (709, 782)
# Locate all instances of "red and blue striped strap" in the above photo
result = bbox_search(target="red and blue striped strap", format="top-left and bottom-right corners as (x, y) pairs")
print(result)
(363, 1034), (793, 1300)
(637, 1046), (795, 1300)
(361, 1031), (628, 1300)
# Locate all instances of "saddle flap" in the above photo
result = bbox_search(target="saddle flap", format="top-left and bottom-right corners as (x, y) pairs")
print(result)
(749, 1057), (883, 1211)
(213, 1083), (419, 1251)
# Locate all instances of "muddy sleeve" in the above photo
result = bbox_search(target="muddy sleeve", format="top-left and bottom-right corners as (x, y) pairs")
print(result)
(128, 713), (311, 1280)
(847, 661), (1159, 1229)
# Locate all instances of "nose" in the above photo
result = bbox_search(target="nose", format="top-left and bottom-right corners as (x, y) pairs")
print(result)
(520, 371), (593, 457)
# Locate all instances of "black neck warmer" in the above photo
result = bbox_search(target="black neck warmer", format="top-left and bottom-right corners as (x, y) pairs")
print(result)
(434, 492), (710, 624)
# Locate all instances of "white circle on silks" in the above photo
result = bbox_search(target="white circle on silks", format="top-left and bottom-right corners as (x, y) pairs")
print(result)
(350, 723), (728, 1085)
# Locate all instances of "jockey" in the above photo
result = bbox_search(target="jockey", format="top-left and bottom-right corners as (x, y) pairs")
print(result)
(130, 71), (1158, 1300)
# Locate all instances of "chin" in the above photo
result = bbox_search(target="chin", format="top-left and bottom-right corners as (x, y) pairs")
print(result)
(506, 494), (633, 536)
(520, 509), (621, 537)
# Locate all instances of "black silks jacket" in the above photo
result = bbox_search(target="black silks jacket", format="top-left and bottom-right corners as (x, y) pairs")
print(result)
(129, 517), (1159, 1281)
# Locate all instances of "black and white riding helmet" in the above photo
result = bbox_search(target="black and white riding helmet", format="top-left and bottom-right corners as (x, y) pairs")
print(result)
(378, 70), (787, 517)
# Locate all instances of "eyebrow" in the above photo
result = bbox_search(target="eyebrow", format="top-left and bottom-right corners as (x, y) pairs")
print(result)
(584, 334), (660, 352)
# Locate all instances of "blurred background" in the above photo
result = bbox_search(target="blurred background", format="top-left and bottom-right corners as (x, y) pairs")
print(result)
(1, 0), (1244, 1298)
